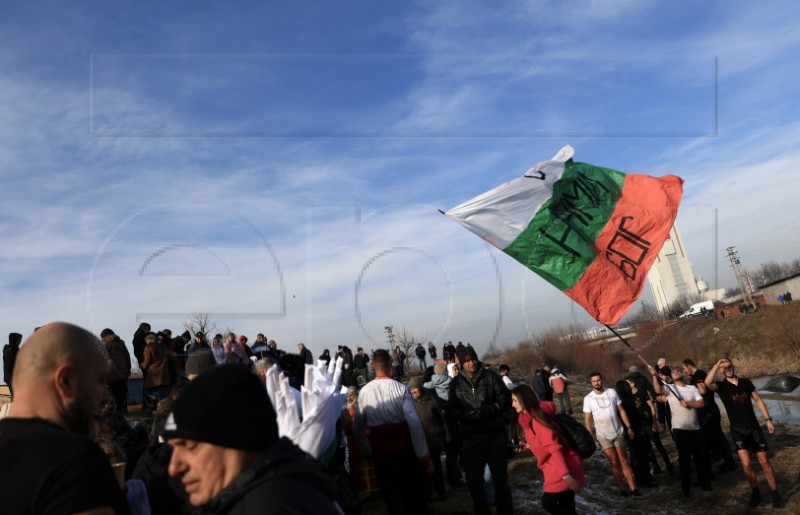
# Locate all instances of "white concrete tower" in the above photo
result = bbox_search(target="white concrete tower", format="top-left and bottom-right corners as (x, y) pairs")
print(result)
(647, 224), (700, 313)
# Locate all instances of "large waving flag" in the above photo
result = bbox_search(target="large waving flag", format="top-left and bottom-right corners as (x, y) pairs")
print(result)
(445, 146), (683, 325)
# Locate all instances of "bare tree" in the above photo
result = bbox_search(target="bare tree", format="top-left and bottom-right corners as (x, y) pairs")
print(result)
(622, 301), (662, 325)
(663, 292), (707, 319)
(387, 325), (422, 375)
(182, 311), (218, 339)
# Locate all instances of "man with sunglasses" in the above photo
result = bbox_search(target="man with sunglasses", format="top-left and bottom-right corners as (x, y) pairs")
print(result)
(706, 358), (785, 508)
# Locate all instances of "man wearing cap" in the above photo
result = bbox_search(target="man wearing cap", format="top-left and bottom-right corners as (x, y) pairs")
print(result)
(187, 332), (210, 355)
(448, 344), (513, 515)
(354, 349), (433, 515)
(166, 364), (343, 513)
(0, 322), (128, 514)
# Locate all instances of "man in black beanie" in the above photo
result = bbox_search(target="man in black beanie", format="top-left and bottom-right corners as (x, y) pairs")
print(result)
(449, 344), (513, 514)
(165, 364), (342, 514)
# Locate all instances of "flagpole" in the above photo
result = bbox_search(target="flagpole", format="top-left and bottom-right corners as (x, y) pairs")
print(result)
(604, 324), (649, 367)
(605, 324), (684, 401)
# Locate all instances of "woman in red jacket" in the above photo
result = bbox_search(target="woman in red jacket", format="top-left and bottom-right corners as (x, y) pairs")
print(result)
(512, 384), (587, 515)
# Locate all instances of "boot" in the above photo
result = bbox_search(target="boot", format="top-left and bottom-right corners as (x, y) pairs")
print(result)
(749, 488), (762, 507)
(772, 490), (785, 509)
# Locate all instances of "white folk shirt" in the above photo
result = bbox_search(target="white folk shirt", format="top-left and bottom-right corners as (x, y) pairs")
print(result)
(353, 377), (430, 459)
(663, 384), (702, 430)
(583, 387), (624, 440)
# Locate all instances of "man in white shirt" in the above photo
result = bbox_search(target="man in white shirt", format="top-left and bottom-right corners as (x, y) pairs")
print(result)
(498, 364), (516, 390)
(583, 371), (640, 498)
(354, 349), (433, 515)
(650, 365), (711, 497)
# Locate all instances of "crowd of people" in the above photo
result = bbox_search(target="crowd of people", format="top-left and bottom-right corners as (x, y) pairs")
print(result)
(0, 325), (790, 514)
(580, 359), (785, 510)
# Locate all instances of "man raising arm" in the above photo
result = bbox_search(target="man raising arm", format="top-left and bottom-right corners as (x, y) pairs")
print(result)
(706, 358), (784, 508)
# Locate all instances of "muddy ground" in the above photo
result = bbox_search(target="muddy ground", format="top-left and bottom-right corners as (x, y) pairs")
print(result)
(360, 383), (800, 514)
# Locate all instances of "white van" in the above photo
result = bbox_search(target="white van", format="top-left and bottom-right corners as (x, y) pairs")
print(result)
(679, 300), (715, 318)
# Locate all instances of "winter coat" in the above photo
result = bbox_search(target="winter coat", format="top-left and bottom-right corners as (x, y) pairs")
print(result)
(106, 337), (132, 383)
(518, 401), (587, 493)
(531, 374), (548, 400)
(353, 353), (369, 370)
(423, 374), (451, 402)
(300, 347), (314, 365)
(412, 391), (450, 449)
(225, 341), (250, 367)
(448, 365), (510, 440)
(140, 343), (172, 388)
(132, 324), (149, 364)
(199, 438), (342, 514)
(426, 345), (436, 360)
(211, 344), (226, 365)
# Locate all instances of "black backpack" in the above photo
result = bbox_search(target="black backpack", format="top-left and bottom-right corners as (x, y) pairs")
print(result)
(552, 413), (596, 460)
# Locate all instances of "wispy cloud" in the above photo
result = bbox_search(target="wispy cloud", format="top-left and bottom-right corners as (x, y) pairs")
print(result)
(2, 0), (800, 359)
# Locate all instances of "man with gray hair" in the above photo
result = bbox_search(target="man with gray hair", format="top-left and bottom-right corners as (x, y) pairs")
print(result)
(0, 322), (127, 514)
(253, 356), (278, 382)
(166, 364), (343, 513)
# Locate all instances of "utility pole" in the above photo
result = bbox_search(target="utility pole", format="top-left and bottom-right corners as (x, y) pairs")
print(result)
(384, 325), (395, 349)
(726, 246), (753, 305)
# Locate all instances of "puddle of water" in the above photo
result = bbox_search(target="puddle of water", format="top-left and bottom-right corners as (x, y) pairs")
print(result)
(710, 376), (800, 425)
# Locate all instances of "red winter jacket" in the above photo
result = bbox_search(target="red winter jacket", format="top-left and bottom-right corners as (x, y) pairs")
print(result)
(518, 401), (587, 493)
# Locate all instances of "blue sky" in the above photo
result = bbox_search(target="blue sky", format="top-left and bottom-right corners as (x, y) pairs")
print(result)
(2, 1), (800, 358)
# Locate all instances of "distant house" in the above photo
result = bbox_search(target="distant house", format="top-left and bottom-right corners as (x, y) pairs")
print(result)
(760, 272), (800, 306)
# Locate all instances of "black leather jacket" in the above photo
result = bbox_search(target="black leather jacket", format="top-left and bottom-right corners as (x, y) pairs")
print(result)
(200, 438), (343, 514)
(448, 365), (510, 440)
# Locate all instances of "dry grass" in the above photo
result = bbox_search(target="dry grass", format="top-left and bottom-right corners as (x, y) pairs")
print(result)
(496, 303), (800, 384)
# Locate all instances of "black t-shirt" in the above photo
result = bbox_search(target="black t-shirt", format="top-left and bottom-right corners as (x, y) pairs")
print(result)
(715, 378), (759, 430)
(0, 418), (128, 515)
(690, 369), (720, 415)
(631, 387), (653, 423)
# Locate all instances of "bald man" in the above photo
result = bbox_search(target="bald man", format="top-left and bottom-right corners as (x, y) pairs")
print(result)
(0, 322), (128, 514)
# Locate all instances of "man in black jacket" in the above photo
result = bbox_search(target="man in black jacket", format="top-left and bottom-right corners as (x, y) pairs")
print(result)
(352, 347), (370, 382)
(166, 364), (342, 514)
(448, 345), (513, 515)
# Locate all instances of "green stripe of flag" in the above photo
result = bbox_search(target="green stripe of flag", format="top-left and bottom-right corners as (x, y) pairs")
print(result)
(503, 161), (626, 290)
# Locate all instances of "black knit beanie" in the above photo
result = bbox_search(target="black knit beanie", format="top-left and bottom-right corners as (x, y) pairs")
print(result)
(164, 364), (278, 451)
(456, 344), (479, 365)
(185, 349), (217, 376)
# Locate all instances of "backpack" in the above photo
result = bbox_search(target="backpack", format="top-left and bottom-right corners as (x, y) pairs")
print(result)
(552, 413), (596, 460)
